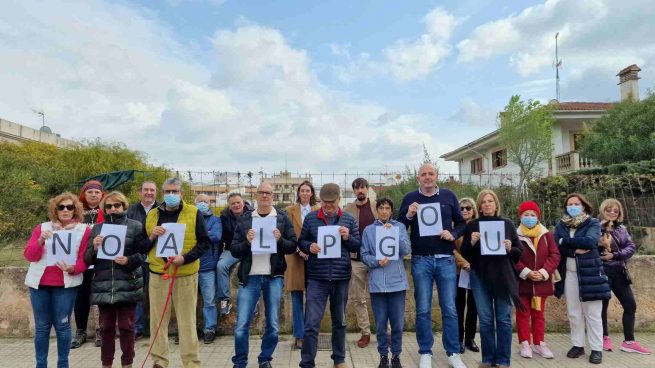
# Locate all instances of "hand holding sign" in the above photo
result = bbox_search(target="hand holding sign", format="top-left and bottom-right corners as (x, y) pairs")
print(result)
(417, 203), (443, 236)
(375, 225), (400, 261)
(479, 221), (506, 255)
(46, 230), (77, 266)
(156, 223), (186, 257)
(97, 224), (127, 260)
(252, 217), (277, 254)
(317, 226), (341, 259)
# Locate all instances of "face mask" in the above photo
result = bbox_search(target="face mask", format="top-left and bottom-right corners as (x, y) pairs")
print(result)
(521, 216), (538, 228)
(196, 202), (209, 213)
(566, 205), (583, 217)
(164, 194), (181, 207)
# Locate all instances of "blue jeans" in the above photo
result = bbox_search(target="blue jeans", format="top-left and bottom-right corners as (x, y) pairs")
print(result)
(198, 270), (218, 332)
(300, 279), (349, 367)
(135, 262), (149, 334)
(411, 255), (459, 355)
(470, 270), (512, 367)
(371, 291), (406, 357)
(217, 250), (239, 301)
(291, 290), (304, 339)
(232, 276), (283, 367)
(30, 286), (78, 368)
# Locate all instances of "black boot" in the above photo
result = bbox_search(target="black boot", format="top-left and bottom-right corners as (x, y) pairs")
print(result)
(589, 350), (602, 364)
(70, 329), (86, 349)
(465, 339), (480, 352)
(378, 355), (389, 368)
(567, 346), (585, 358)
(391, 355), (402, 368)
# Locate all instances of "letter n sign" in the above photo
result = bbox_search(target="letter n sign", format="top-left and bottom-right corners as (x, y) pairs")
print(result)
(46, 230), (77, 266)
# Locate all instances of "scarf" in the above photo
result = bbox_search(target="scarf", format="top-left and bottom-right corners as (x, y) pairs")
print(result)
(561, 213), (590, 229)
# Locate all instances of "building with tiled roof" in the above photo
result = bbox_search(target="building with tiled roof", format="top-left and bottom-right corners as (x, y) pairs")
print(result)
(440, 65), (643, 187)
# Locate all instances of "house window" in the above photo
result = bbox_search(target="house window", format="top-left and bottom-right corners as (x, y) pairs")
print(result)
(492, 149), (507, 169)
(572, 133), (585, 151)
(471, 158), (484, 174)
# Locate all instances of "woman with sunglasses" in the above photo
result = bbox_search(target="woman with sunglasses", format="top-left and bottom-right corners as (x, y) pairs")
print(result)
(24, 192), (91, 368)
(453, 197), (479, 354)
(597, 198), (650, 355)
(84, 191), (148, 368)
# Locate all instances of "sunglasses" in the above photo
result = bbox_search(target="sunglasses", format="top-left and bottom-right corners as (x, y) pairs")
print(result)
(460, 206), (472, 211)
(604, 208), (620, 215)
(57, 204), (75, 211)
(104, 203), (123, 210)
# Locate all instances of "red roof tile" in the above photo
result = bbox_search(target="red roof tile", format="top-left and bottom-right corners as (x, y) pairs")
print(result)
(556, 102), (614, 111)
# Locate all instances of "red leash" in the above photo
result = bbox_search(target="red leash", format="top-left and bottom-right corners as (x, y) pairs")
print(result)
(139, 258), (178, 368)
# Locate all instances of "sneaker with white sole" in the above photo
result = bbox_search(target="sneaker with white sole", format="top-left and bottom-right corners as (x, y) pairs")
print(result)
(419, 353), (432, 368)
(447, 353), (467, 368)
(620, 341), (652, 355)
(519, 341), (532, 358)
(533, 342), (554, 359)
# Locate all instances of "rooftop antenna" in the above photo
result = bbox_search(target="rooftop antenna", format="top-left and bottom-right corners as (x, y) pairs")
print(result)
(33, 109), (45, 130)
(554, 32), (562, 101)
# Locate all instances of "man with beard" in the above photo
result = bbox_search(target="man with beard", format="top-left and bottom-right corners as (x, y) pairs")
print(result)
(343, 178), (377, 348)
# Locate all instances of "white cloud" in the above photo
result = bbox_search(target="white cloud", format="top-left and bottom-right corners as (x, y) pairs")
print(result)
(0, 1), (455, 173)
(329, 7), (460, 83)
(384, 7), (459, 81)
(457, 0), (655, 79)
(448, 99), (498, 127)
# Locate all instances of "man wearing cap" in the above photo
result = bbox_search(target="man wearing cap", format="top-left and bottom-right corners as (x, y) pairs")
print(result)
(398, 163), (467, 368)
(298, 183), (361, 368)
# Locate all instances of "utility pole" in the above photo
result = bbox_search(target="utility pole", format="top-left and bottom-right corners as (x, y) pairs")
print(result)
(554, 32), (562, 101)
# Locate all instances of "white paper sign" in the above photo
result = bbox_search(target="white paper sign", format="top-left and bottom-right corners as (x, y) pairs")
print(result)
(417, 203), (443, 236)
(317, 226), (341, 259)
(156, 223), (186, 257)
(458, 269), (471, 289)
(479, 221), (506, 255)
(46, 230), (78, 266)
(251, 217), (277, 254)
(98, 224), (127, 260)
(375, 226), (400, 261)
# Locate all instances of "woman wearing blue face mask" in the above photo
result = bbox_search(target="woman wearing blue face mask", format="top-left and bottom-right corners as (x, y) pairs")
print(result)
(553, 193), (610, 365)
(514, 201), (560, 360)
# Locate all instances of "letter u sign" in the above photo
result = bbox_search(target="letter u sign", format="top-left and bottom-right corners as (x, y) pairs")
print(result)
(479, 221), (506, 255)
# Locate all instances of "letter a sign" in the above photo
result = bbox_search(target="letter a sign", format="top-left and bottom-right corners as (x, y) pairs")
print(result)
(46, 230), (77, 266)
(479, 221), (506, 255)
(375, 226), (400, 261)
(418, 203), (443, 236)
(156, 223), (186, 257)
(98, 224), (127, 260)
(317, 225), (341, 259)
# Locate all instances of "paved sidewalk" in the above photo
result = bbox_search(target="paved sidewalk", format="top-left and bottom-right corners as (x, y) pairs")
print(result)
(1, 332), (653, 367)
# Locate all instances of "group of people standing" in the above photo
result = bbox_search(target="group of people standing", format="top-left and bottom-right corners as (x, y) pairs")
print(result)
(23, 163), (650, 368)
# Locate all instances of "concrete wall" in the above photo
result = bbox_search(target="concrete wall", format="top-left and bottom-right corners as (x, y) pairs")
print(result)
(0, 118), (76, 147)
(2, 256), (655, 337)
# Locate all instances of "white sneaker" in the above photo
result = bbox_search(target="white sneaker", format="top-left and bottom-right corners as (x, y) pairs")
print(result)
(419, 353), (432, 368)
(519, 341), (533, 358)
(447, 353), (467, 368)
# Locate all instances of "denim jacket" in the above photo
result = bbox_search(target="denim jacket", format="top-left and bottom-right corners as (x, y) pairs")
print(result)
(360, 219), (411, 293)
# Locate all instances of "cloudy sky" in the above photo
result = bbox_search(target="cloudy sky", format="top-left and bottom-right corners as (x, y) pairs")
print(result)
(1, 0), (653, 174)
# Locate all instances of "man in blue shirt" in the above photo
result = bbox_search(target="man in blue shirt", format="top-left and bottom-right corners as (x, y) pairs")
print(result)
(398, 164), (467, 368)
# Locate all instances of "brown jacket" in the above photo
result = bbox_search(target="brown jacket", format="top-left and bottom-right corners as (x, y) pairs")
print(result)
(344, 199), (378, 260)
(454, 237), (469, 273)
(284, 203), (319, 291)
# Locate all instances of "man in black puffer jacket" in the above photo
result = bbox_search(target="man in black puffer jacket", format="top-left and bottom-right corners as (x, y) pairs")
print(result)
(84, 191), (148, 368)
(298, 183), (361, 368)
(229, 182), (297, 368)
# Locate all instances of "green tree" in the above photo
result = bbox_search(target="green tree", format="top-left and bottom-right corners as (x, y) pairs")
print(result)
(498, 95), (555, 190)
(579, 91), (655, 165)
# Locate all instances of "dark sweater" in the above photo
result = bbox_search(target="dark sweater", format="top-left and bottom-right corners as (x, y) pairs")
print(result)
(397, 188), (466, 256)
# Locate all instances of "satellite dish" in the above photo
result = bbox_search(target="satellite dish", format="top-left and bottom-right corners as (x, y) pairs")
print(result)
(39, 126), (52, 134)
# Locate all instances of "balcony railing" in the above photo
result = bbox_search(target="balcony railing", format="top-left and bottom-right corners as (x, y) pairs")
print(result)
(555, 151), (597, 173)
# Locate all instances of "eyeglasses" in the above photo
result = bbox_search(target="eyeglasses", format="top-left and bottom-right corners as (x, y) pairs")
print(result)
(57, 204), (75, 211)
(104, 203), (123, 210)
(604, 208), (620, 215)
(460, 206), (472, 211)
(163, 189), (180, 194)
(257, 191), (273, 196)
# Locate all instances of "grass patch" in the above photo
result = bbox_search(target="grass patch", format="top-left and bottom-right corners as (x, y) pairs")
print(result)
(0, 242), (27, 267)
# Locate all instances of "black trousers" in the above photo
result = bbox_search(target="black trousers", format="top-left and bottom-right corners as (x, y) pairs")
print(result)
(74, 269), (94, 331)
(456, 274), (478, 344)
(601, 266), (636, 341)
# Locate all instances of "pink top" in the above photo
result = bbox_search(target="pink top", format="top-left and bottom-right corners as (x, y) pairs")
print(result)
(23, 223), (91, 287)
